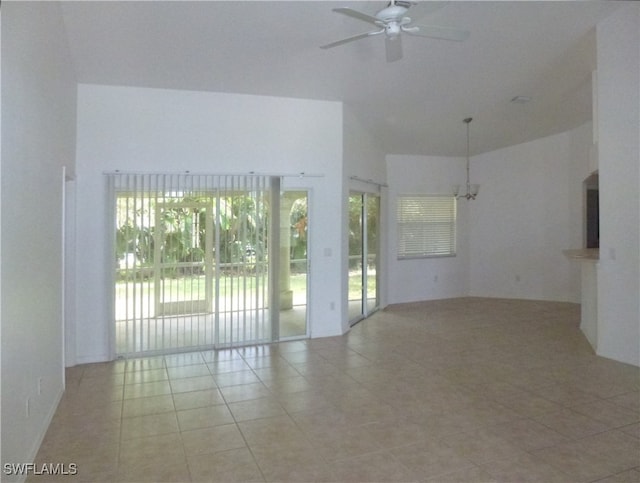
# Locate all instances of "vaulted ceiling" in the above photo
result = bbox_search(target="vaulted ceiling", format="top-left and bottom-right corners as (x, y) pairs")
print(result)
(59, 1), (622, 156)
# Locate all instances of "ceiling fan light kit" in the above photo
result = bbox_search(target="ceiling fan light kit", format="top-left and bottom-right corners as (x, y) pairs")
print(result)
(320, 0), (469, 62)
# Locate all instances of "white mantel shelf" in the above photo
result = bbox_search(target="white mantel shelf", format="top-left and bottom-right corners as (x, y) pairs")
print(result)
(563, 248), (599, 261)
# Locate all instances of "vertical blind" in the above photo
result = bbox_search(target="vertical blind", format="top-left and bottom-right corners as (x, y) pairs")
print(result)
(107, 173), (274, 356)
(396, 195), (457, 259)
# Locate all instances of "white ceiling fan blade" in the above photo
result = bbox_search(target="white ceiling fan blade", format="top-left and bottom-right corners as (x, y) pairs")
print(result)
(332, 7), (383, 26)
(385, 36), (403, 62)
(320, 29), (384, 50)
(404, 24), (470, 41)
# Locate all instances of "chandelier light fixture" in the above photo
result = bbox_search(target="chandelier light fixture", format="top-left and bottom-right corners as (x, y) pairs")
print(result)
(453, 117), (479, 200)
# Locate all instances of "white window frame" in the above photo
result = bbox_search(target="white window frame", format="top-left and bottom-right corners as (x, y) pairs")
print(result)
(396, 194), (457, 259)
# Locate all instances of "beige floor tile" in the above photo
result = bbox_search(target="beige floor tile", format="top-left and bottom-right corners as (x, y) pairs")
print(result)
(166, 363), (211, 380)
(486, 417), (570, 451)
(498, 392), (565, 418)
(40, 416), (122, 453)
(169, 374), (217, 394)
(227, 396), (286, 422)
(479, 452), (573, 482)
(529, 382), (602, 407)
(251, 364), (301, 382)
(273, 388), (335, 414)
(117, 434), (189, 482)
(123, 380), (172, 399)
(164, 351), (205, 367)
(389, 439), (477, 480)
(424, 464), (497, 482)
(172, 388), (226, 411)
(237, 414), (306, 448)
(122, 394), (175, 418)
(289, 406), (357, 435)
(53, 397), (123, 422)
(620, 422), (640, 439)
(532, 430), (640, 482)
(260, 375), (313, 395)
(120, 411), (180, 440)
(75, 380), (125, 402)
(440, 427), (529, 465)
(250, 439), (335, 482)
(207, 358), (252, 374)
(176, 404), (234, 431)
(304, 423), (384, 461)
(181, 423), (246, 455)
(117, 454), (190, 482)
(596, 468), (640, 483)
(571, 399), (640, 429)
(242, 355), (294, 371)
(412, 411), (488, 439)
(291, 360), (342, 378)
(365, 418), (430, 449)
(530, 407), (609, 439)
(533, 442), (617, 482)
(213, 370), (261, 387)
(608, 391), (640, 412)
(124, 367), (168, 385)
(33, 440), (119, 482)
(32, 299), (640, 483)
(187, 447), (265, 482)
(126, 357), (166, 372)
(329, 450), (417, 482)
(576, 430), (640, 474)
(219, 381), (271, 403)
(118, 432), (184, 467)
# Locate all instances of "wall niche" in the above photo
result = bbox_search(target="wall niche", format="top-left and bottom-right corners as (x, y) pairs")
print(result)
(584, 171), (599, 249)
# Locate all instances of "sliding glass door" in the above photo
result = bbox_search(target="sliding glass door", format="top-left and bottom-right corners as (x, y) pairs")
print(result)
(279, 191), (308, 339)
(110, 173), (308, 356)
(348, 192), (380, 325)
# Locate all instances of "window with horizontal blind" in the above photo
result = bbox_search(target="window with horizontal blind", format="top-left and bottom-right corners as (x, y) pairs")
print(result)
(397, 195), (456, 259)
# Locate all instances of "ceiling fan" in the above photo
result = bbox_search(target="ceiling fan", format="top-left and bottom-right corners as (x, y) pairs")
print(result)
(320, 0), (469, 62)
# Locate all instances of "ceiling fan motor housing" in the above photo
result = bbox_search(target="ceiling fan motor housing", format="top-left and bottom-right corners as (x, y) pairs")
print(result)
(377, 4), (409, 22)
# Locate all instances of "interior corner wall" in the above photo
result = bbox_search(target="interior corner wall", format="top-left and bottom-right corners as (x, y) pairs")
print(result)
(1, 2), (77, 477)
(74, 84), (344, 363)
(567, 122), (595, 303)
(386, 155), (470, 304)
(468, 130), (583, 302)
(596, 4), (640, 366)
(342, 105), (388, 327)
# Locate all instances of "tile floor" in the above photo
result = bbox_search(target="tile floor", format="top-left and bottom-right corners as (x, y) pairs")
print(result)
(32, 298), (639, 482)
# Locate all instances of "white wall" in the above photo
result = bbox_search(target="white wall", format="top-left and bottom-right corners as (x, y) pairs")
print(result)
(386, 124), (594, 306)
(567, 122), (596, 302)
(73, 84), (344, 363)
(1, 3), (77, 477)
(468, 130), (584, 302)
(386, 155), (470, 304)
(596, 4), (640, 366)
(342, 105), (388, 326)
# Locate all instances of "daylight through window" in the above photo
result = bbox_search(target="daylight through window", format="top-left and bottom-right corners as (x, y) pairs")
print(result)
(397, 195), (456, 259)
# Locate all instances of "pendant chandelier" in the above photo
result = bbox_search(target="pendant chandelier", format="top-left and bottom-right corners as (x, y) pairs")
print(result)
(453, 117), (479, 200)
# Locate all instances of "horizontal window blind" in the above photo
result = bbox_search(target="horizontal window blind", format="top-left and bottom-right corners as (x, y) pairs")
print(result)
(397, 195), (456, 259)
